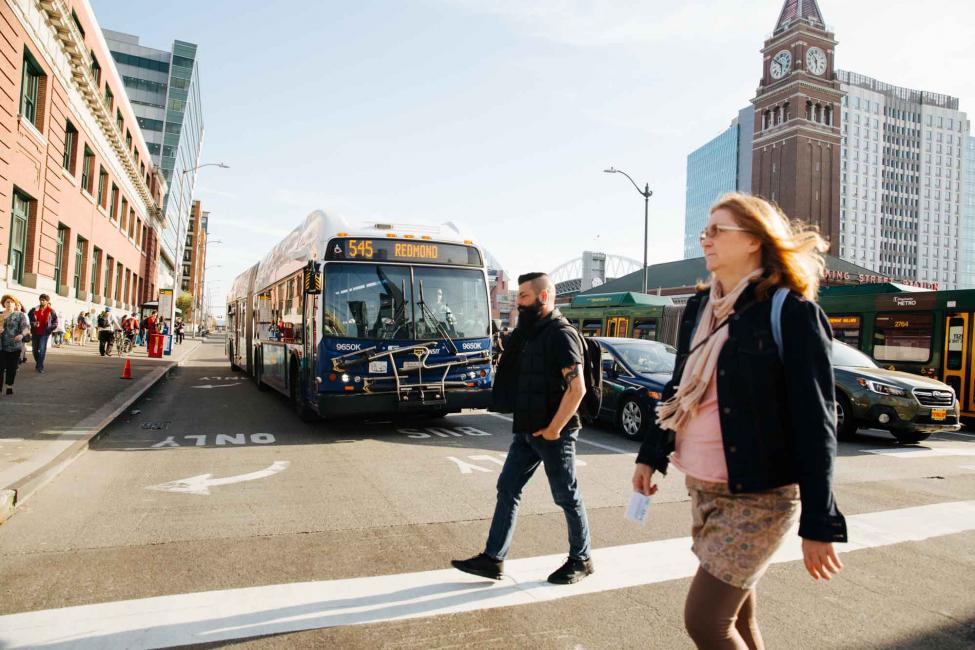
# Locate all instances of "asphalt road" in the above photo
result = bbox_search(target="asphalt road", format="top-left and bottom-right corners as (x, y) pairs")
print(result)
(0, 338), (973, 649)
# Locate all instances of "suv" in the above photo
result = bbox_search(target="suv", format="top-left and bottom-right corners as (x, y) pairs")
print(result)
(833, 340), (961, 444)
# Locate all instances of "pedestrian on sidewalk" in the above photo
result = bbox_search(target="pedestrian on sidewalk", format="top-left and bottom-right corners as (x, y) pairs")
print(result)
(124, 313), (139, 345)
(52, 316), (66, 348)
(87, 308), (98, 344)
(138, 313), (148, 346)
(96, 306), (120, 357)
(175, 318), (184, 344)
(73, 310), (89, 347)
(1, 294), (30, 395)
(27, 294), (58, 373)
(452, 272), (593, 585)
(632, 193), (846, 650)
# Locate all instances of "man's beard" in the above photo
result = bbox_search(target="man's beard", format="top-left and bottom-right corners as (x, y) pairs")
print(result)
(516, 298), (545, 329)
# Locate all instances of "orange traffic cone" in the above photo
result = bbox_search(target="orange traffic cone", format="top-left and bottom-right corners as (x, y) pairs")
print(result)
(121, 358), (133, 380)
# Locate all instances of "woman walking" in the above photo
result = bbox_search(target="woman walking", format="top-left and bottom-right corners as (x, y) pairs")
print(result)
(1, 295), (30, 395)
(632, 193), (846, 649)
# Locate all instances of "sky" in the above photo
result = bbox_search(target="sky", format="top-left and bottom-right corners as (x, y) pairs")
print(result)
(88, 0), (975, 314)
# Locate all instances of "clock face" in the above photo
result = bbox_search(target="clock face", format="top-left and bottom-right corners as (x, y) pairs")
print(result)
(770, 50), (792, 79)
(806, 47), (827, 75)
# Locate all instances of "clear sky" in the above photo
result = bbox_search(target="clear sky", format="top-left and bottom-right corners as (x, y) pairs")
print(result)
(88, 0), (975, 313)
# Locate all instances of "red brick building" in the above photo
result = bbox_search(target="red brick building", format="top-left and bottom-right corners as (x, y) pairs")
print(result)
(1, 0), (165, 318)
(751, 0), (843, 254)
(182, 199), (207, 328)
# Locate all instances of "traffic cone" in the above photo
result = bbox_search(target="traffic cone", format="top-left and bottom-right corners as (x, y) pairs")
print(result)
(121, 358), (133, 380)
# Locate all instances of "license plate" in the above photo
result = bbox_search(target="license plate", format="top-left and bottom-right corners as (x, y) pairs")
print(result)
(931, 409), (946, 421)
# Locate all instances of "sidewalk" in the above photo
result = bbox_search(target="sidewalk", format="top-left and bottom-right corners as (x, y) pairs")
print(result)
(0, 336), (203, 523)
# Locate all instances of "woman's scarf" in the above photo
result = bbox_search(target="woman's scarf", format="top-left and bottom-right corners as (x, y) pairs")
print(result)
(655, 268), (764, 432)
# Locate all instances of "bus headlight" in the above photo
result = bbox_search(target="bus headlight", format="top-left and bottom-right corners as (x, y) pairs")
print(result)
(341, 374), (350, 383)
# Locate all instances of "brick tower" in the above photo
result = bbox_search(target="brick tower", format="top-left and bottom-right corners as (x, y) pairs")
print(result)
(751, 0), (843, 252)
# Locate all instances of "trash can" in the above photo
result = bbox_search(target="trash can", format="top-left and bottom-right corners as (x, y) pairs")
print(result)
(148, 333), (165, 358)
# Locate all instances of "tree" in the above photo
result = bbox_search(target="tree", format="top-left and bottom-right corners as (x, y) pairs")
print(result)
(177, 292), (194, 320)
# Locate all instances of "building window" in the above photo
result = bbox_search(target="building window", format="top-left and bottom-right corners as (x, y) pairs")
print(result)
(126, 130), (132, 150)
(71, 10), (85, 37)
(9, 191), (32, 285)
(90, 247), (101, 295)
(97, 167), (108, 206)
(53, 224), (67, 288)
(119, 197), (128, 230)
(74, 236), (87, 293)
(115, 263), (123, 302)
(110, 183), (119, 219)
(104, 255), (113, 298)
(82, 146), (94, 193)
(20, 50), (44, 129)
(89, 53), (101, 85)
(63, 121), (78, 173)
(128, 209), (136, 238)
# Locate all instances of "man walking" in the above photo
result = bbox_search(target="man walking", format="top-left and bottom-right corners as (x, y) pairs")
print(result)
(96, 306), (119, 356)
(452, 272), (593, 584)
(27, 294), (58, 373)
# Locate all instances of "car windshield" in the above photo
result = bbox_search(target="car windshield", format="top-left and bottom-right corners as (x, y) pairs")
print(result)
(322, 263), (489, 341)
(613, 341), (677, 374)
(832, 340), (878, 368)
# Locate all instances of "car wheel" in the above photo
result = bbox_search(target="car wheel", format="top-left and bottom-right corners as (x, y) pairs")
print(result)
(835, 393), (856, 439)
(618, 397), (646, 440)
(893, 431), (930, 445)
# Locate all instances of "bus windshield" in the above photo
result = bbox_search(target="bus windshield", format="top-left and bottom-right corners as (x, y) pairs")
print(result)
(322, 263), (490, 341)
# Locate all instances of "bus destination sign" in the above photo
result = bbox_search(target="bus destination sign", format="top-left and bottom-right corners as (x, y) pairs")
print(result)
(326, 238), (482, 267)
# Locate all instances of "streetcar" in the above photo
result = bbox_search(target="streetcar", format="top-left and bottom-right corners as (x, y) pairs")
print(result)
(560, 292), (676, 342)
(817, 284), (975, 419)
(226, 210), (493, 420)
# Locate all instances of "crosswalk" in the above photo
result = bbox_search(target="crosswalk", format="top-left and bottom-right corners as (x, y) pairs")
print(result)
(1, 500), (973, 649)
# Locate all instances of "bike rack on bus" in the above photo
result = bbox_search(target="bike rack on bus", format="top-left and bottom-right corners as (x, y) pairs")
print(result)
(330, 344), (491, 407)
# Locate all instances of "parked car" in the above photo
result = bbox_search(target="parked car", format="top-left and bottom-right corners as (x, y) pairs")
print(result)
(592, 337), (675, 439)
(833, 339), (961, 444)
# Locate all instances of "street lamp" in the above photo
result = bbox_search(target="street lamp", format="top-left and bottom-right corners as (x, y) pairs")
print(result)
(181, 162), (230, 176)
(604, 167), (653, 294)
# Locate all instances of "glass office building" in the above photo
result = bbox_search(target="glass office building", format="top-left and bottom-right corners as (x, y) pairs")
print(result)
(961, 136), (975, 289)
(104, 30), (204, 290)
(683, 106), (753, 258)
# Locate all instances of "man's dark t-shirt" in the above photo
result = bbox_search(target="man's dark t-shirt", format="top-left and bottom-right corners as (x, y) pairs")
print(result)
(511, 312), (585, 435)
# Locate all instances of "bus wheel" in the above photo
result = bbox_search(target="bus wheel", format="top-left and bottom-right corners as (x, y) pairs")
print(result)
(255, 352), (268, 391)
(290, 362), (317, 422)
(835, 393), (856, 439)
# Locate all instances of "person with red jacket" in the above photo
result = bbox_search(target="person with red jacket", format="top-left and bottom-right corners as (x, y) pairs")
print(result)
(27, 294), (58, 373)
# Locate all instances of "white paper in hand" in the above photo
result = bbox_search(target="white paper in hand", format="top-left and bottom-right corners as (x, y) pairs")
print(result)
(625, 491), (652, 525)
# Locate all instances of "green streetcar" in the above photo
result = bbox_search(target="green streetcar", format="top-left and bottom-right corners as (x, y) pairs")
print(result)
(560, 292), (676, 342)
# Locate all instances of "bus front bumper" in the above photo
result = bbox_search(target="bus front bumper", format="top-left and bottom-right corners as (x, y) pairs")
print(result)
(317, 388), (492, 418)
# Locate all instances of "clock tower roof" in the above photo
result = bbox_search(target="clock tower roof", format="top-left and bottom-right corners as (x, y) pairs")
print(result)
(774, 0), (826, 35)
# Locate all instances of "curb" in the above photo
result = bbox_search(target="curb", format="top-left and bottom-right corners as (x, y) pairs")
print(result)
(0, 341), (203, 524)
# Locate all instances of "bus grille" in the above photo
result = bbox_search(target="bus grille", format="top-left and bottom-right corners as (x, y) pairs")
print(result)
(913, 388), (954, 407)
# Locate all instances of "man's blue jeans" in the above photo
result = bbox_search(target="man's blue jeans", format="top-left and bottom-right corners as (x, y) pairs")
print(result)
(484, 430), (591, 562)
(31, 334), (50, 370)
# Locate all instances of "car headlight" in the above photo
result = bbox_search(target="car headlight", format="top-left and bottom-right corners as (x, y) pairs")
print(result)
(856, 378), (908, 397)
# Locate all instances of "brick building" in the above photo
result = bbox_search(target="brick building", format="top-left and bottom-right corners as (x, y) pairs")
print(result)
(181, 199), (206, 328)
(1, 0), (165, 319)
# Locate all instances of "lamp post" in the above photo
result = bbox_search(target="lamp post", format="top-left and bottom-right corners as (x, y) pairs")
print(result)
(604, 167), (653, 294)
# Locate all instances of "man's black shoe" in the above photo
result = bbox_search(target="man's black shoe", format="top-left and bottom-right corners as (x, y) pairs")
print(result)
(547, 557), (594, 585)
(451, 553), (504, 580)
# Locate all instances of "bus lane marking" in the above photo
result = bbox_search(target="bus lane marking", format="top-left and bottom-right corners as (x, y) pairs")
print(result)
(151, 433), (277, 448)
(2, 500), (973, 648)
(398, 426), (492, 439)
(146, 461), (291, 496)
(192, 383), (242, 389)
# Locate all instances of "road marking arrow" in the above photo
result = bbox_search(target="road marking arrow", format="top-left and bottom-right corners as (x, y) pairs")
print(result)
(146, 461), (290, 495)
(192, 382), (242, 389)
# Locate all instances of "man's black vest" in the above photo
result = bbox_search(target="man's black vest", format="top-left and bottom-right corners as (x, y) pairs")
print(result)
(511, 310), (580, 435)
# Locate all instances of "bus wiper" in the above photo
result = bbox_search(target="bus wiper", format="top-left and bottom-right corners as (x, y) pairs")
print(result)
(417, 280), (459, 355)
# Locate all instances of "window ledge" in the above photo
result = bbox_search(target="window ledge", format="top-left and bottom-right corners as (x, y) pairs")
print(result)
(61, 167), (78, 185)
(97, 204), (108, 218)
(17, 114), (47, 146)
(81, 189), (95, 205)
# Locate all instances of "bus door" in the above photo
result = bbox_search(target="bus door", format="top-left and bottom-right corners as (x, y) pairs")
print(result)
(606, 316), (629, 338)
(301, 265), (321, 399)
(942, 313), (972, 415)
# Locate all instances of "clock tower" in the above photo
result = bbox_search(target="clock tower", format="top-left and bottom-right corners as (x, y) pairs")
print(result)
(751, 0), (843, 252)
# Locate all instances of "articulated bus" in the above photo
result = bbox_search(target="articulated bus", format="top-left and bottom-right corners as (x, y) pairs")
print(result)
(560, 292), (679, 343)
(227, 211), (493, 420)
(817, 284), (975, 418)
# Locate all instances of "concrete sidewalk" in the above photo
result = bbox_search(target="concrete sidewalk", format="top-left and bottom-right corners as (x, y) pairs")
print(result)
(0, 336), (204, 523)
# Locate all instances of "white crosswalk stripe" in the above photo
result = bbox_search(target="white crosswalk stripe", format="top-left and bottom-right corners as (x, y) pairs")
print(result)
(0, 500), (973, 649)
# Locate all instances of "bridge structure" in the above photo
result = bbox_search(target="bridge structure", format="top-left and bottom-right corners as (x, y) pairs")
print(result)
(548, 253), (642, 300)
